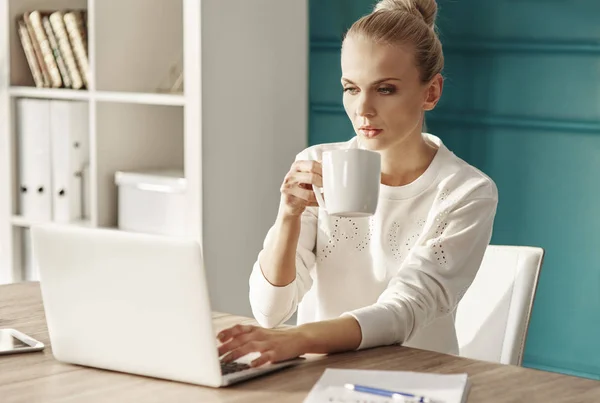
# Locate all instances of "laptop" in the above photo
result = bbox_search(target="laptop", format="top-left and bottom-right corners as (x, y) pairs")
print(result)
(30, 224), (304, 387)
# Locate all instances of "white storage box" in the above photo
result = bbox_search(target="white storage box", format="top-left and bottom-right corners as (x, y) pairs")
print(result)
(115, 170), (187, 237)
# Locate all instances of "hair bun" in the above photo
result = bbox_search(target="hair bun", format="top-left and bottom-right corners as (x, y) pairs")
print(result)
(374, 0), (438, 29)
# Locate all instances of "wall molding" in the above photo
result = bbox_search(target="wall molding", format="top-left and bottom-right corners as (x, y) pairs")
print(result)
(428, 110), (600, 133)
(311, 103), (600, 134)
(310, 38), (342, 51)
(443, 37), (600, 55)
(311, 103), (345, 114)
(310, 37), (600, 55)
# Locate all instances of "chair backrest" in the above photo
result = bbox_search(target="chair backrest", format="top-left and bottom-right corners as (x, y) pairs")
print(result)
(455, 245), (544, 365)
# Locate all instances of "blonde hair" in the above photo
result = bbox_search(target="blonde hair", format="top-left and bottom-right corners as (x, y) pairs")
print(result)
(344, 0), (444, 83)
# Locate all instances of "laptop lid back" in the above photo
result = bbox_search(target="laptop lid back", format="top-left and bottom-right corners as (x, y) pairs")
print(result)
(31, 224), (222, 387)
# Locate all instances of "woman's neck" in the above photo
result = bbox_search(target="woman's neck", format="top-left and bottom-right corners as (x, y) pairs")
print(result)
(379, 133), (438, 187)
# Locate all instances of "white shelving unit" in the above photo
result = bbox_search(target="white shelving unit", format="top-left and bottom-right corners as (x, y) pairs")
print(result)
(0, 0), (308, 317)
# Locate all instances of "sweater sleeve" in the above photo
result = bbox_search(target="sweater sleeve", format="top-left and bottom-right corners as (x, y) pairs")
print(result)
(343, 185), (498, 350)
(249, 205), (318, 328)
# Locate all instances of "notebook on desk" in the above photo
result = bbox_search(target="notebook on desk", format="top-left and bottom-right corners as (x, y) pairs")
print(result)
(304, 368), (470, 403)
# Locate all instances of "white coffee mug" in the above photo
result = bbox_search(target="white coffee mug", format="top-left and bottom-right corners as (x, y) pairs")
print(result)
(312, 149), (381, 217)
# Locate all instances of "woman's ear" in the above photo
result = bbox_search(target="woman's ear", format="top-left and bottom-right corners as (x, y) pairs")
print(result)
(423, 73), (443, 111)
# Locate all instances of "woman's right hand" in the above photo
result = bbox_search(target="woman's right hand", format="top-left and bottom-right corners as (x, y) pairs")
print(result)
(279, 160), (323, 218)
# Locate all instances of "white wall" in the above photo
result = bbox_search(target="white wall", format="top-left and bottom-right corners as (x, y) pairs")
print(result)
(200, 0), (308, 316)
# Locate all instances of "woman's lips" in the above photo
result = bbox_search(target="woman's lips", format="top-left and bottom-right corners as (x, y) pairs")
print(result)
(359, 128), (382, 138)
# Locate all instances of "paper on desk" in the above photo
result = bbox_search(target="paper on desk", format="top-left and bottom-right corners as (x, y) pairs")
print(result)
(303, 368), (470, 403)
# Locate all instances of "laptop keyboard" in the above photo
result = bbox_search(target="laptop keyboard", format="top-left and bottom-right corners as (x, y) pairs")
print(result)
(220, 361), (251, 375)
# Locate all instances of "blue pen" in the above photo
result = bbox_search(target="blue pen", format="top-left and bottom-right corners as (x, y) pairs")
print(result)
(344, 383), (432, 403)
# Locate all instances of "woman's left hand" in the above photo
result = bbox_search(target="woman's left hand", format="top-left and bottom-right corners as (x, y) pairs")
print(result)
(217, 324), (308, 367)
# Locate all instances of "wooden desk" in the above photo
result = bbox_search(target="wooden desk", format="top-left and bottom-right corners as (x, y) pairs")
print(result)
(0, 282), (598, 402)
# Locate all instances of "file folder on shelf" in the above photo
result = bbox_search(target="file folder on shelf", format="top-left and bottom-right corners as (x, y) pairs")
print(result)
(49, 100), (89, 223)
(16, 98), (52, 222)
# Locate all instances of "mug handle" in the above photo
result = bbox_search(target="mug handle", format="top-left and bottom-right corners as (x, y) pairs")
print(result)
(312, 184), (326, 211)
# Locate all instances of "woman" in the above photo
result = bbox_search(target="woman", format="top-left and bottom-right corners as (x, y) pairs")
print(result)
(218, 0), (498, 368)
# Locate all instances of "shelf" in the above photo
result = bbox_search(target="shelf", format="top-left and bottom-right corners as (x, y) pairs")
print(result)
(9, 87), (184, 106)
(11, 216), (91, 228)
(95, 91), (185, 106)
(9, 86), (90, 101)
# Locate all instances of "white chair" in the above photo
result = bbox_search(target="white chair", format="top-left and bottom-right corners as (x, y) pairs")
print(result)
(455, 245), (545, 365)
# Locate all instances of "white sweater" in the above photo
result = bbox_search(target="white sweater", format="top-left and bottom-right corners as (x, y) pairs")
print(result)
(249, 134), (498, 355)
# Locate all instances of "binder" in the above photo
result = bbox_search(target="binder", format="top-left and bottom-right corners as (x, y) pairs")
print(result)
(49, 100), (89, 223)
(16, 99), (52, 222)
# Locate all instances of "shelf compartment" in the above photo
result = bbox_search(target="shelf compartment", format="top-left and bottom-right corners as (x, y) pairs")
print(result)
(8, 0), (88, 87)
(93, 0), (183, 94)
(94, 101), (184, 228)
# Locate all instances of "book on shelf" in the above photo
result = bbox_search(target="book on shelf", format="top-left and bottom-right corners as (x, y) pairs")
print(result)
(42, 14), (72, 88)
(21, 12), (50, 87)
(16, 9), (88, 90)
(63, 11), (90, 88)
(17, 20), (45, 88)
(26, 11), (63, 88)
(49, 10), (84, 89)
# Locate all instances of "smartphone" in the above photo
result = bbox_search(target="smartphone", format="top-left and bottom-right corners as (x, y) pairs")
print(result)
(0, 328), (45, 355)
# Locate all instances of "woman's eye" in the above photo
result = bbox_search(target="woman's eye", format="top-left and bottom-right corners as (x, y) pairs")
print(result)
(378, 86), (396, 95)
(343, 87), (359, 95)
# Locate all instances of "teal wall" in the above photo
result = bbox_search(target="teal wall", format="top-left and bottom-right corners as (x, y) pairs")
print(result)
(310, 0), (600, 380)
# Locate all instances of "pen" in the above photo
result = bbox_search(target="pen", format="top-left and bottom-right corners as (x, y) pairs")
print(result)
(344, 383), (432, 403)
